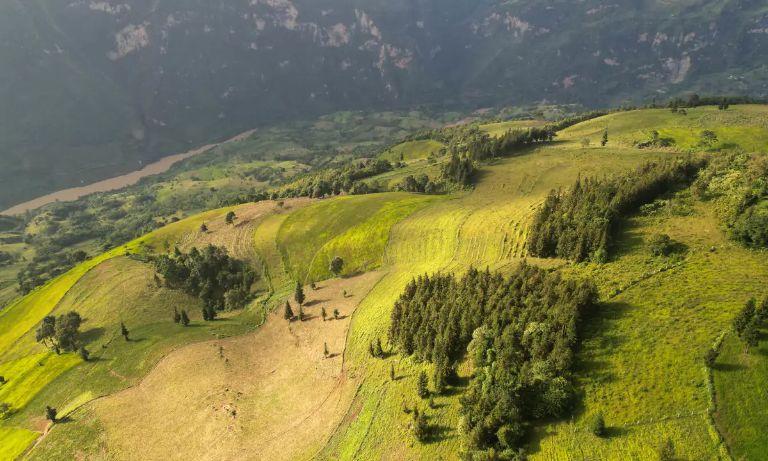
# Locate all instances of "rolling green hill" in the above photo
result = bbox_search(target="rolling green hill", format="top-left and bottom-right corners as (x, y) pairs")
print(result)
(1, 106), (768, 459)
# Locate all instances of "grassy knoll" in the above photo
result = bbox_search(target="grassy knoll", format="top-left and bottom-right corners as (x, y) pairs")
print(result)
(276, 193), (439, 282)
(533, 196), (768, 460)
(713, 329), (768, 460)
(380, 140), (445, 162)
(0, 202), (271, 457)
(479, 119), (547, 137)
(320, 139), (669, 460)
(559, 105), (768, 152)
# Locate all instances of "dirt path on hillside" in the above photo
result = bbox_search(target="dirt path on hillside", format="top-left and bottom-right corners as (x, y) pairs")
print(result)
(1, 129), (257, 216)
(86, 272), (381, 461)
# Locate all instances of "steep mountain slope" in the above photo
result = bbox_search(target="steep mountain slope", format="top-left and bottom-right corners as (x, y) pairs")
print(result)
(3, 106), (767, 460)
(3, 0), (768, 208)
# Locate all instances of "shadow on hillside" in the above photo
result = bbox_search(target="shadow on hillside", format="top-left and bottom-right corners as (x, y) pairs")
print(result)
(712, 362), (746, 372)
(80, 327), (106, 344)
(304, 299), (328, 307)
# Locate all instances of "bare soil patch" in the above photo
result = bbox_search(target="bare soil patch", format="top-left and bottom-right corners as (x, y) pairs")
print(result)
(89, 271), (382, 460)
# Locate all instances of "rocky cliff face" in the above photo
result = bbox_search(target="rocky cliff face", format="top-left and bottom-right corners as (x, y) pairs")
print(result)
(1, 0), (767, 207)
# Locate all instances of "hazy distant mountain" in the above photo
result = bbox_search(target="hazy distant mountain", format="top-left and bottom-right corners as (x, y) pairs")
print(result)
(2, 0), (767, 208)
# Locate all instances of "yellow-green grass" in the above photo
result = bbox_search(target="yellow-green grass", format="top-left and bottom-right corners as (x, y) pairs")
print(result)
(276, 193), (439, 282)
(713, 329), (768, 460)
(559, 105), (768, 152)
(0, 203), (253, 457)
(362, 159), (444, 191)
(479, 119), (547, 137)
(379, 140), (445, 162)
(0, 426), (38, 461)
(533, 198), (768, 460)
(320, 143), (668, 460)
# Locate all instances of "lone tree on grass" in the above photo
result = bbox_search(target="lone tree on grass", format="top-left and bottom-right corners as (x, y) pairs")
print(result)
(590, 411), (606, 437)
(36, 312), (83, 354)
(417, 370), (429, 399)
(321, 307), (327, 321)
(412, 410), (429, 442)
(298, 305), (305, 322)
(180, 310), (190, 326)
(333, 308), (340, 320)
(601, 130), (609, 147)
(329, 256), (344, 276)
(120, 322), (130, 341)
(45, 406), (57, 423)
(78, 347), (90, 362)
(324, 342), (329, 358)
(284, 301), (294, 321)
(200, 223), (208, 233)
(658, 437), (675, 461)
(173, 307), (181, 324)
(390, 364), (396, 381)
(294, 281), (305, 306)
(225, 211), (237, 225)
(202, 304), (217, 321)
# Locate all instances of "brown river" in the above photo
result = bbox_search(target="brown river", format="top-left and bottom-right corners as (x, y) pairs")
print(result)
(1, 129), (255, 216)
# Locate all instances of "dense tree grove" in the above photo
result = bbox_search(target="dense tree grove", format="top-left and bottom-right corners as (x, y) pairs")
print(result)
(733, 297), (767, 353)
(693, 152), (768, 249)
(152, 245), (255, 314)
(389, 263), (597, 456)
(527, 158), (705, 262)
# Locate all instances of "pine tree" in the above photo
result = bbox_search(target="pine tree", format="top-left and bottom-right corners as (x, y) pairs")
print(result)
(329, 256), (344, 276)
(173, 307), (181, 324)
(200, 223), (208, 233)
(590, 412), (606, 437)
(412, 410), (428, 442)
(225, 211), (237, 225)
(601, 130), (608, 147)
(298, 305), (305, 322)
(390, 364), (396, 381)
(321, 307), (327, 321)
(79, 346), (90, 362)
(120, 322), (130, 341)
(417, 370), (429, 399)
(333, 308), (340, 320)
(295, 281), (305, 306)
(284, 301), (294, 321)
(324, 342), (329, 358)
(181, 310), (190, 326)
(45, 406), (57, 423)
(743, 320), (760, 353)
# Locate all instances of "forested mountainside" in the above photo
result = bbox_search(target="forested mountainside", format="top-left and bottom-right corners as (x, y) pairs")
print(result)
(2, 0), (768, 208)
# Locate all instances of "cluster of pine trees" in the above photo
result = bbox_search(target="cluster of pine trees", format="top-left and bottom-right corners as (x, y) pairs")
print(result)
(389, 263), (597, 457)
(527, 157), (705, 262)
(733, 297), (768, 353)
(152, 245), (255, 316)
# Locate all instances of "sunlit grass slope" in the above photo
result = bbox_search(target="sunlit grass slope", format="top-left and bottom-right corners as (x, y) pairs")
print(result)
(0, 202), (262, 457)
(276, 193), (439, 283)
(321, 138), (671, 460)
(380, 140), (445, 162)
(713, 328), (768, 460)
(559, 105), (768, 152)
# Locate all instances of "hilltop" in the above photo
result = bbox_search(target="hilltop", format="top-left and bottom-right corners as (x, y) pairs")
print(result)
(1, 105), (767, 459)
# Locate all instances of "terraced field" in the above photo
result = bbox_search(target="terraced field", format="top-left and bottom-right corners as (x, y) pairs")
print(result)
(4, 106), (768, 460)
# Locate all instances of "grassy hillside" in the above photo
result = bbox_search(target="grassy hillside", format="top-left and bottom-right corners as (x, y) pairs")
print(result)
(4, 106), (768, 459)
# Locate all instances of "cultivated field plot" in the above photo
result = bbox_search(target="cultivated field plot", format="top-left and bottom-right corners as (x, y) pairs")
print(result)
(34, 273), (381, 461)
(5, 107), (768, 460)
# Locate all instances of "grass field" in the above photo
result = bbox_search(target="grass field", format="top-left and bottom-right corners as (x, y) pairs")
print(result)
(6, 106), (768, 460)
(379, 140), (445, 162)
(713, 328), (768, 460)
(479, 119), (548, 137)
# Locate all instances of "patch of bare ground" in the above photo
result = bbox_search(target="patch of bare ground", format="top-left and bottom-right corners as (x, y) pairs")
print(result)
(88, 271), (382, 460)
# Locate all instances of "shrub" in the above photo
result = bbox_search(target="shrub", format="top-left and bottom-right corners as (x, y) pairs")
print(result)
(590, 412), (606, 437)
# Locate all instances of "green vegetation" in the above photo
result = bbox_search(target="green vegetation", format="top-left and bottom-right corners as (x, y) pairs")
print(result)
(5, 105), (768, 460)
(528, 157), (705, 262)
(389, 264), (596, 456)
